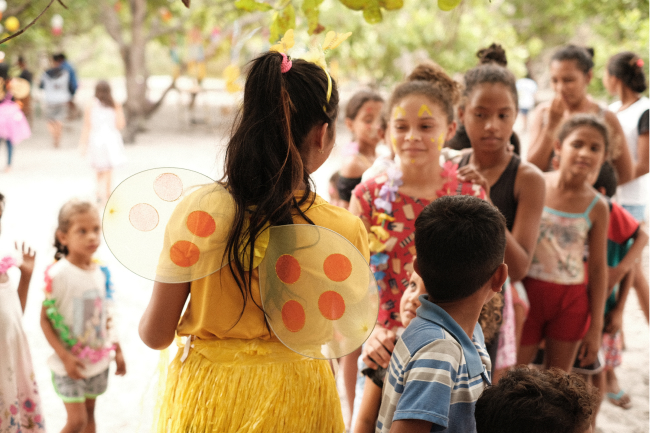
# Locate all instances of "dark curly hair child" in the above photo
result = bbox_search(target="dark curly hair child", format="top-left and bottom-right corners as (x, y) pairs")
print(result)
(475, 366), (600, 433)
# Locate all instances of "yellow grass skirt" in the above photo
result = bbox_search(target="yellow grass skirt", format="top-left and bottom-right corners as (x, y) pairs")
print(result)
(157, 338), (345, 433)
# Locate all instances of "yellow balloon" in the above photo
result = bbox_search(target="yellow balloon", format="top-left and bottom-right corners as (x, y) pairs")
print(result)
(5, 16), (19, 33)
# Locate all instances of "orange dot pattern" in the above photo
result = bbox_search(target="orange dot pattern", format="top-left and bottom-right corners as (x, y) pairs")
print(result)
(170, 240), (200, 268)
(323, 254), (352, 282)
(281, 300), (306, 332)
(318, 291), (346, 320)
(275, 254), (301, 284)
(186, 211), (216, 237)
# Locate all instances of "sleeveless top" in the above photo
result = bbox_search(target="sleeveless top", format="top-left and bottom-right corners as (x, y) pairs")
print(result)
(459, 153), (520, 231)
(527, 195), (600, 285)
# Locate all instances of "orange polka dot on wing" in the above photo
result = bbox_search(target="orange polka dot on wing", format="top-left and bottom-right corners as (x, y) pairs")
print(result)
(319, 291), (346, 320)
(186, 211), (216, 237)
(275, 254), (301, 284)
(323, 254), (352, 282)
(282, 300), (306, 332)
(170, 240), (200, 267)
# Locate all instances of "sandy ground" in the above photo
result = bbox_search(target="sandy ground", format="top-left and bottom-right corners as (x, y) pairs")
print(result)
(1, 83), (648, 433)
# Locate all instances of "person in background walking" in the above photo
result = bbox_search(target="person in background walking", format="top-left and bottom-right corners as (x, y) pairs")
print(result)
(40, 54), (73, 148)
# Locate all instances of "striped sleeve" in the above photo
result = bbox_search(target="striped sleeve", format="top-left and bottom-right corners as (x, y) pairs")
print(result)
(379, 338), (463, 429)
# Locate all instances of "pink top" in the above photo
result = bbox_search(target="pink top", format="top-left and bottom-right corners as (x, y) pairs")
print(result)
(0, 96), (31, 145)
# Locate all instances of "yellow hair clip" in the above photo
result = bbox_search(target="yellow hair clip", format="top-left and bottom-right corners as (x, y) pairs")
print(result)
(272, 29), (351, 109)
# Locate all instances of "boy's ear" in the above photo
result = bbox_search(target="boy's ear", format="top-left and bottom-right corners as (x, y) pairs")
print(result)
(490, 263), (508, 293)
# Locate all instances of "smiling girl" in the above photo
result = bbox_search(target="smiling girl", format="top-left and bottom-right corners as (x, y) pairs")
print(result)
(518, 114), (609, 373)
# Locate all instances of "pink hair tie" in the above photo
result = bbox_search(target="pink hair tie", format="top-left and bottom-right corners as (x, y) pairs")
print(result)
(637, 58), (644, 68)
(280, 53), (292, 73)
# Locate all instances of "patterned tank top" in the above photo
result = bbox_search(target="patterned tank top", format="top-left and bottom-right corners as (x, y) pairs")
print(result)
(527, 195), (600, 285)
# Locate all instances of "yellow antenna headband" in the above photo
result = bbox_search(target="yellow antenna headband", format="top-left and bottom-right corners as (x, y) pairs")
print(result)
(271, 29), (351, 108)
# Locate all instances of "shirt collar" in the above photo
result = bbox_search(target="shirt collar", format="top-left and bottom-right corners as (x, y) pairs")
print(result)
(416, 294), (486, 379)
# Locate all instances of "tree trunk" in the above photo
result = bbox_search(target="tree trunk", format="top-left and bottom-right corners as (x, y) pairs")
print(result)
(122, 0), (149, 143)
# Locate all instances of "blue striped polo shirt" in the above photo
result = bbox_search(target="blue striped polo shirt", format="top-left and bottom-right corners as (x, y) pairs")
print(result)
(376, 295), (492, 433)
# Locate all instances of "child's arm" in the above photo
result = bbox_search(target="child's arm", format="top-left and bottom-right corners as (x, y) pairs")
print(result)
(389, 419), (432, 433)
(115, 103), (126, 131)
(527, 98), (564, 171)
(78, 104), (92, 154)
(139, 281), (190, 350)
(354, 378), (384, 433)
(114, 342), (126, 376)
(16, 242), (35, 314)
(578, 197), (609, 367)
(608, 227), (648, 291)
(605, 269), (633, 336)
(503, 164), (546, 281)
(40, 305), (85, 379)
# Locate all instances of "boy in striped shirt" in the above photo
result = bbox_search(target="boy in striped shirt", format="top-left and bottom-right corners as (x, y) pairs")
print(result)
(376, 196), (508, 433)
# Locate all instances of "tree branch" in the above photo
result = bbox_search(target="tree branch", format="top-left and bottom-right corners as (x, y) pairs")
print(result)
(99, 2), (126, 49)
(147, 23), (184, 42)
(0, 0), (58, 44)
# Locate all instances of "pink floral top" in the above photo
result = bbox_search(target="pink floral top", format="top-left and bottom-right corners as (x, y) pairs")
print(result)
(352, 162), (486, 329)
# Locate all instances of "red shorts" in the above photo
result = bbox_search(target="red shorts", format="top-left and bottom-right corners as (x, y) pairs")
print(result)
(520, 277), (591, 345)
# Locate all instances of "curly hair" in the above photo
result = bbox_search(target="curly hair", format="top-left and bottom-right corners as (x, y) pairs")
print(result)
(387, 61), (461, 124)
(475, 366), (600, 433)
(478, 293), (503, 344)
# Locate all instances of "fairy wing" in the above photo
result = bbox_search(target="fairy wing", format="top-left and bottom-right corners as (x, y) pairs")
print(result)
(103, 168), (234, 283)
(104, 168), (379, 358)
(259, 224), (379, 359)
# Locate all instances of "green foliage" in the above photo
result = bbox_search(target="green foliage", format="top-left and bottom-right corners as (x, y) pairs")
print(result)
(302, 0), (325, 33)
(269, 3), (296, 42)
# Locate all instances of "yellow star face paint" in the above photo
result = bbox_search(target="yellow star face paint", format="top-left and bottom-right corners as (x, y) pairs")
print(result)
(393, 106), (406, 119)
(437, 133), (445, 151)
(391, 136), (398, 152)
(418, 104), (433, 117)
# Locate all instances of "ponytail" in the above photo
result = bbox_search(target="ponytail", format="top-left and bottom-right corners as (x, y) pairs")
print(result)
(222, 51), (338, 329)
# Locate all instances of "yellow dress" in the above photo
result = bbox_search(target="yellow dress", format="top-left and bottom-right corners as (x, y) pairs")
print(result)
(157, 191), (369, 433)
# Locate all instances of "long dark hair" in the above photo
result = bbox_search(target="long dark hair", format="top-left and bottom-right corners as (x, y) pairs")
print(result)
(607, 51), (647, 93)
(95, 80), (116, 108)
(222, 51), (338, 329)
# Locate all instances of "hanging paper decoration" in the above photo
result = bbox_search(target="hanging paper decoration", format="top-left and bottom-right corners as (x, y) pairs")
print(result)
(5, 16), (19, 33)
(0, 1), (6, 13)
(210, 27), (221, 43)
(51, 14), (63, 36)
(159, 7), (173, 22)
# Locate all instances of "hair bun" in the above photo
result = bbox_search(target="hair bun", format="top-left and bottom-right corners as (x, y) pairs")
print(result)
(586, 47), (595, 59)
(476, 43), (508, 67)
(407, 61), (461, 104)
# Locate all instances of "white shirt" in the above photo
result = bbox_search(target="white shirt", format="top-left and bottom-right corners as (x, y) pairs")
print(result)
(45, 258), (113, 378)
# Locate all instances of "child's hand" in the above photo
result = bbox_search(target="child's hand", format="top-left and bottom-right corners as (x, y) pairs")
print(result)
(547, 95), (566, 129)
(605, 309), (624, 335)
(577, 326), (601, 367)
(457, 165), (491, 201)
(362, 327), (397, 370)
(114, 346), (126, 376)
(63, 352), (86, 380)
(15, 241), (35, 276)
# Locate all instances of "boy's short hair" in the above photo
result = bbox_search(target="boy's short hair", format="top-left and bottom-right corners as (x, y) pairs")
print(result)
(475, 366), (600, 433)
(593, 160), (618, 198)
(414, 195), (506, 301)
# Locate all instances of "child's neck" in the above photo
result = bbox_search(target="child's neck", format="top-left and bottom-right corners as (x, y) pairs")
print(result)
(66, 253), (95, 270)
(555, 169), (588, 191)
(400, 160), (444, 200)
(619, 87), (640, 111)
(433, 290), (486, 339)
(357, 140), (376, 159)
(471, 143), (511, 170)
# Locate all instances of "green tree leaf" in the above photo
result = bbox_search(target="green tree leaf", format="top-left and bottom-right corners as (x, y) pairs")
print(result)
(269, 3), (296, 42)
